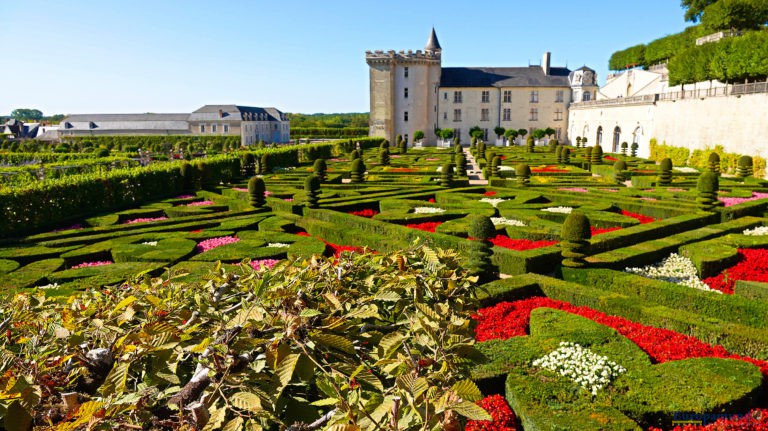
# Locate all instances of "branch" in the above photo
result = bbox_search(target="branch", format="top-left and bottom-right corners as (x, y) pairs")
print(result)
(286, 408), (337, 431)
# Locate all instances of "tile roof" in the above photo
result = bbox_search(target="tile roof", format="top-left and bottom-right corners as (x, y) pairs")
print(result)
(440, 66), (571, 88)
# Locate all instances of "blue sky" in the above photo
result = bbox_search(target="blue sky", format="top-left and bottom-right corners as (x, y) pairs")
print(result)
(3, 0), (691, 115)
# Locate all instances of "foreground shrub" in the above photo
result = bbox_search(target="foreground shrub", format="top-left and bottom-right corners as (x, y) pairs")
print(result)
(248, 176), (266, 207)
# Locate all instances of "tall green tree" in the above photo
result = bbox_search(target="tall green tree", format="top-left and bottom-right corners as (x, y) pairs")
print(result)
(701, 0), (768, 30)
(682, 0), (718, 22)
(10, 109), (43, 121)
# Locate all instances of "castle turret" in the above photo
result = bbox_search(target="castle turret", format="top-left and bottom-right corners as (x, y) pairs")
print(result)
(569, 66), (598, 102)
(366, 29), (442, 146)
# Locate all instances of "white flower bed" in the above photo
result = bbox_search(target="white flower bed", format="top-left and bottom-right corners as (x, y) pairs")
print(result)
(498, 165), (514, 171)
(541, 206), (573, 214)
(743, 226), (768, 236)
(413, 206), (445, 214)
(491, 217), (526, 227)
(673, 166), (699, 173)
(532, 342), (626, 395)
(480, 198), (507, 207)
(624, 253), (719, 293)
(142, 241), (158, 246)
(267, 242), (291, 248)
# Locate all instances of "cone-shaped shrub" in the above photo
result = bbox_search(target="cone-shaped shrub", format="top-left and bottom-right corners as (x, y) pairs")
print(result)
(304, 174), (321, 209)
(561, 211), (591, 268)
(243, 153), (256, 176)
(471, 136), (478, 147)
(562, 147), (571, 164)
(467, 215), (496, 282)
(591, 145), (603, 165)
(248, 176), (266, 207)
(453, 137), (460, 147)
(313, 159), (328, 182)
(613, 160), (628, 183)
(395, 134), (403, 146)
(491, 156), (501, 178)
(576, 137), (582, 148)
(477, 142), (486, 161)
(456, 153), (467, 177)
(526, 137), (535, 153)
(260, 153), (271, 174)
(621, 141), (628, 156)
(455, 144), (463, 154)
(630, 142), (638, 157)
(697, 171), (720, 211)
(516, 163), (531, 186)
(350, 158), (365, 183)
(381, 139), (390, 149)
(736, 155), (753, 179)
(556, 145), (563, 163)
(440, 163), (453, 187)
(707, 152), (720, 174)
(180, 161), (197, 191)
(350, 149), (361, 160)
(379, 147), (390, 166)
(659, 158), (673, 185)
(197, 161), (215, 190)
(584, 146), (593, 168)
(548, 139), (559, 152)
(398, 138), (407, 155)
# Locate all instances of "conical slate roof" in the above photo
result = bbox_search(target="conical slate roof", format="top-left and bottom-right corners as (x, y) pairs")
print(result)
(425, 28), (441, 51)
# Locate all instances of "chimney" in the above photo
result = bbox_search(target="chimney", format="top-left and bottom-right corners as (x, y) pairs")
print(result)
(218, 109), (223, 118)
(542, 51), (551, 75)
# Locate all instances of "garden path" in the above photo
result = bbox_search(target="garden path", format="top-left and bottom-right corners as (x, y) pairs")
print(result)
(464, 147), (488, 185)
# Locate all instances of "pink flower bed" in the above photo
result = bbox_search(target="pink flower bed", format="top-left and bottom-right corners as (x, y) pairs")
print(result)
(425, 157), (440, 161)
(558, 187), (588, 193)
(232, 187), (249, 192)
(175, 194), (195, 199)
(71, 261), (112, 269)
(53, 223), (84, 232)
(668, 188), (687, 192)
(124, 217), (168, 224)
(720, 192), (768, 207)
(186, 200), (215, 207)
(250, 259), (280, 271)
(196, 236), (240, 253)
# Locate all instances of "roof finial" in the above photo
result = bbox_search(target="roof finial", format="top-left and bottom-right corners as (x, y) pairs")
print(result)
(425, 27), (441, 52)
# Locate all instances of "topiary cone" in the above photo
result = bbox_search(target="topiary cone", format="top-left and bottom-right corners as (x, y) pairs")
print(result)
(466, 215), (496, 282)
(440, 163), (453, 187)
(304, 174), (321, 208)
(696, 171), (720, 211)
(313, 158), (328, 182)
(591, 145), (603, 165)
(659, 158), (672, 185)
(707, 152), (720, 174)
(561, 211), (591, 268)
(456, 153), (467, 177)
(248, 176), (266, 207)
(613, 160), (628, 183)
(350, 158), (365, 183)
(515, 163), (531, 186)
(736, 155), (753, 179)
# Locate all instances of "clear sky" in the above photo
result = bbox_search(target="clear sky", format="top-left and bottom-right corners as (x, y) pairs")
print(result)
(3, 0), (691, 116)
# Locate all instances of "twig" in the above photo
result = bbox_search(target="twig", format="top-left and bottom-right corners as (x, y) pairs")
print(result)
(286, 408), (337, 431)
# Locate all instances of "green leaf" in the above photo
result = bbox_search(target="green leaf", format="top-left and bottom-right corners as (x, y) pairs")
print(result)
(450, 401), (492, 420)
(276, 353), (300, 388)
(346, 304), (379, 320)
(414, 302), (440, 321)
(111, 295), (136, 316)
(229, 392), (263, 412)
(310, 397), (339, 406)
(373, 290), (402, 301)
(222, 417), (244, 431)
(300, 308), (323, 318)
(450, 380), (482, 402)
(4, 401), (32, 431)
(203, 403), (227, 431)
(309, 331), (355, 354)
(101, 361), (130, 396)
(378, 332), (406, 359)
(325, 425), (359, 431)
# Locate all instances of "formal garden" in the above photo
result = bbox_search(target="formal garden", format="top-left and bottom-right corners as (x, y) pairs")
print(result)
(0, 136), (767, 431)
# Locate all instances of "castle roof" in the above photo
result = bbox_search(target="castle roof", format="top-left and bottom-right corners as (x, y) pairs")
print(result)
(425, 28), (441, 51)
(440, 66), (571, 88)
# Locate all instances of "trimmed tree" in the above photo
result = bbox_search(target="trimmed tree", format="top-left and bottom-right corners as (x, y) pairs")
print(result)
(563, 147), (571, 164)
(659, 158), (673, 185)
(304, 174), (321, 209)
(379, 146), (390, 166)
(477, 141), (486, 162)
(313, 159), (328, 182)
(243, 153), (256, 176)
(613, 160), (628, 184)
(440, 163), (453, 187)
(736, 155), (753, 179)
(548, 138), (559, 153)
(591, 145), (603, 165)
(561, 212), (592, 268)
(504, 129), (518, 146)
(413, 130), (425, 143)
(697, 171), (720, 211)
(467, 215), (496, 283)
(180, 161), (197, 192)
(248, 176), (266, 207)
(707, 152), (721, 174)
(491, 155), (502, 178)
(630, 142), (639, 157)
(350, 158), (365, 183)
(576, 136), (582, 148)
(494, 126), (505, 141)
(620, 141), (628, 156)
(516, 163), (531, 186)
(399, 137), (408, 155)
(526, 136), (535, 153)
(260, 153), (271, 174)
(455, 152), (467, 177)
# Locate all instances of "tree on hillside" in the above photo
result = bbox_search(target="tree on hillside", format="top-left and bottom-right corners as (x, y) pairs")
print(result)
(701, 0), (768, 30)
(11, 108), (43, 121)
(682, 0), (718, 22)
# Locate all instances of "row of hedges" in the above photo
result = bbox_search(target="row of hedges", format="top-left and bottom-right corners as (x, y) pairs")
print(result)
(61, 135), (241, 150)
(608, 25), (707, 70)
(668, 30), (768, 85)
(290, 127), (368, 138)
(649, 140), (767, 178)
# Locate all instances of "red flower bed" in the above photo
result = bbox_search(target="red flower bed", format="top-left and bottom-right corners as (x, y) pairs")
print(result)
(405, 221), (443, 232)
(293, 231), (372, 258)
(389, 167), (418, 172)
(483, 191), (498, 197)
(605, 155), (619, 162)
(531, 165), (568, 173)
(591, 226), (622, 235)
(428, 197), (436, 203)
(466, 394), (519, 431)
(473, 297), (768, 376)
(488, 235), (557, 251)
(620, 209), (656, 224)
(650, 409), (768, 430)
(703, 248), (768, 295)
(499, 155), (507, 160)
(348, 209), (379, 218)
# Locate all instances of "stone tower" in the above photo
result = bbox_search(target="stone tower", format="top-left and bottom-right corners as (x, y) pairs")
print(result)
(366, 28), (442, 146)
(569, 66), (599, 103)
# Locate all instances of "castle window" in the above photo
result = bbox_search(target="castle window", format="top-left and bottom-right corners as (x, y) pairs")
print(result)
(557, 127), (562, 140)
(443, 112), (447, 120)
(481, 91), (490, 103)
(404, 111), (409, 122)
(212, 124), (217, 133)
(529, 108), (538, 121)
(224, 124), (229, 133)
(453, 109), (462, 122)
(200, 125), (205, 133)
(444, 92), (448, 100)
(404, 88), (408, 99)
(554, 109), (563, 121)
(453, 91), (462, 103)
(530, 91), (539, 103)
(583, 92), (592, 101)
(404, 67), (409, 78)
(556, 90), (564, 103)
(503, 108), (511, 121)
(503, 90), (512, 103)
(481, 108), (490, 122)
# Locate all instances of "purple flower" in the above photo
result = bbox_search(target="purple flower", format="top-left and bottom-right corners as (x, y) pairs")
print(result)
(196, 236), (240, 253)
(250, 259), (280, 271)
(124, 217), (168, 224)
(186, 200), (215, 207)
(71, 261), (113, 269)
